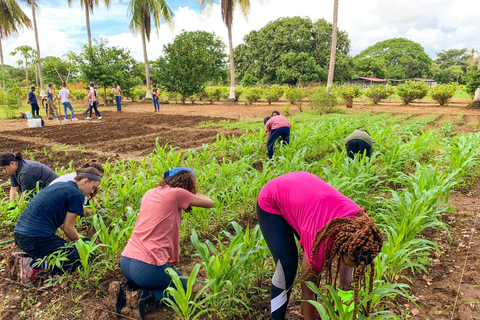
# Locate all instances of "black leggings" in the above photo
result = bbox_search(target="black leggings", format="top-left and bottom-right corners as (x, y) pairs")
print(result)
(345, 139), (372, 160)
(87, 101), (101, 117)
(257, 202), (299, 320)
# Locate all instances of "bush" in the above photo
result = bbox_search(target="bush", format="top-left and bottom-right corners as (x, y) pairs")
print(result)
(285, 87), (306, 106)
(242, 87), (263, 105)
(397, 80), (429, 105)
(241, 74), (258, 87)
(338, 85), (363, 100)
(71, 89), (87, 101)
(429, 83), (457, 106)
(205, 87), (222, 103)
(466, 71), (480, 96)
(234, 87), (244, 101)
(309, 86), (339, 114)
(167, 91), (182, 103)
(263, 85), (285, 105)
(365, 85), (395, 104)
(132, 87), (147, 101)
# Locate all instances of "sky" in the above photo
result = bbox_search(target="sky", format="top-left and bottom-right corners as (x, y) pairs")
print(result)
(2, 0), (480, 66)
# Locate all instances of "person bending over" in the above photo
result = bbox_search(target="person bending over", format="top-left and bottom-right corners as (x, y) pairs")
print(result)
(264, 111), (291, 159)
(110, 167), (214, 320)
(13, 166), (102, 275)
(257, 171), (383, 320)
(0, 152), (58, 201)
(345, 129), (374, 160)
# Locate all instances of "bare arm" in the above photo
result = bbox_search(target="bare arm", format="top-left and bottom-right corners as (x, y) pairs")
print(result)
(190, 194), (214, 208)
(266, 130), (270, 140)
(60, 212), (80, 241)
(300, 252), (320, 320)
(9, 186), (21, 201)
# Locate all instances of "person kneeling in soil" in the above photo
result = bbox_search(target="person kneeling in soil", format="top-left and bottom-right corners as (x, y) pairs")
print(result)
(257, 171), (383, 320)
(345, 129), (374, 160)
(0, 152), (59, 201)
(13, 166), (102, 276)
(110, 167), (214, 320)
(264, 111), (291, 159)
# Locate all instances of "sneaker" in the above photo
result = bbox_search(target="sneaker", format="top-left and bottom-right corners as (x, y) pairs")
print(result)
(72, 118), (79, 121)
(19, 253), (46, 286)
(109, 281), (127, 314)
(98, 116), (103, 120)
(85, 117), (91, 120)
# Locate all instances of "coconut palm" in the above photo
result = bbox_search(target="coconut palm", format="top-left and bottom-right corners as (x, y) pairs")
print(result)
(66, 0), (112, 47)
(326, 0), (338, 87)
(10, 45), (36, 87)
(0, 0), (31, 89)
(23, 0), (45, 96)
(128, 0), (174, 99)
(198, 0), (251, 101)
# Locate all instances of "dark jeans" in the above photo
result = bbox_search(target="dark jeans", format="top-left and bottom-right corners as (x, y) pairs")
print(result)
(30, 103), (39, 116)
(257, 202), (299, 320)
(14, 233), (80, 275)
(267, 127), (290, 159)
(345, 139), (372, 160)
(87, 101), (101, 117)
(121, 256), (187, 302)
(114, 96), (122, 111)
(153, 96), (160, 111)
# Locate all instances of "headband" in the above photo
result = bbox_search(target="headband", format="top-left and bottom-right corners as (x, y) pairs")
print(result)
(164, 167), (195, 181)
(77, 172), (102, 181)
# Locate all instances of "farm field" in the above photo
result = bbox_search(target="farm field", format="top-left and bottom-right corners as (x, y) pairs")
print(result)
(1, 101), (480, 320)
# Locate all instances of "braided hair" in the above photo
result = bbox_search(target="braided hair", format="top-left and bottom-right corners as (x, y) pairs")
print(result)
(302, 208), (383, 316)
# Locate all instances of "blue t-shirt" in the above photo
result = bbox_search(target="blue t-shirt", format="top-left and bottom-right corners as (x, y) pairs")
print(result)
(14, 181), (85, 237)
(28, 91), (37, 104)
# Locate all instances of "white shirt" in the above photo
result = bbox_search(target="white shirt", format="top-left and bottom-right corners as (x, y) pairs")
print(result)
(59, 88), (70, 103)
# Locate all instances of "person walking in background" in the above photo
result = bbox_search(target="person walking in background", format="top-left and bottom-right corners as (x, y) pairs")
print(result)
(152, 84), (160, 112)
(264, 110), (291, 159)
(345, 129), (374, 160)
(46, 84), (56, 120)
(109, 167), (214, 320)
(58, 83), (78, 121)
(27, 87), (39, 117)
(86, 82), (102, 120)
(112, 84), (123, 112)
(257, 172), (383, 320)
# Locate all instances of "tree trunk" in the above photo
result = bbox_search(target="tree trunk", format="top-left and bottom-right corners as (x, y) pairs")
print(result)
(326, 0), (339, 87)
(86, 8), (92, 47)
(141, 26), (152, 100)
(25, 57), (29, 87)
(35, 64), (38, 87)
(32, 4), (45, 97)
(468, 87), (480, 108)
(0, 39), (5, 89)
(227, 23), (236, 101)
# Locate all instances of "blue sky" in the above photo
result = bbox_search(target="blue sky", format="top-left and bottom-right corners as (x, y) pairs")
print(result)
(3, 0), (480, 66)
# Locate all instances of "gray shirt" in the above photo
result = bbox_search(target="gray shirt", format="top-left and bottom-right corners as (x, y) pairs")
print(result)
(345, 129), (374, 149)
(47, 88), (53, 102)
(10, 160), (59, 195)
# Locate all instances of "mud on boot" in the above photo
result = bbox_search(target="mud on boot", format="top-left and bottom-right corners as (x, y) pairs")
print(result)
(108, 281), (127, 314)
(126, 289), (153, 320)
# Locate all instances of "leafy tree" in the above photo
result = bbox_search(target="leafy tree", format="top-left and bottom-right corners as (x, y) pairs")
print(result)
(277, 52), (323, 85)
(153, 31), (227, 103)
(353, 56), (387, 79)
(354, 38), (432, 79)
(128, 0), (174, 99)
(435, 48), (469, 71)
(0, 0), (31, 88)
(73, 39), (138, 100)
(42, 56), (74, 87)
(234, 16), (351, 84)
(466, 71), (480, 108)
(10, 45), (36, 87)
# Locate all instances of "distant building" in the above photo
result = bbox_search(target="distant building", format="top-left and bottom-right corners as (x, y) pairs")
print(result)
(351, 77), (387, 88)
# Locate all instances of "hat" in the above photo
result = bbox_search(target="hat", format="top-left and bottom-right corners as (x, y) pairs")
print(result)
(164, 167), (195, 181)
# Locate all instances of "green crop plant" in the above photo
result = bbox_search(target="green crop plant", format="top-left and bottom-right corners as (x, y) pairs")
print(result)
(75, 233), (106, 285)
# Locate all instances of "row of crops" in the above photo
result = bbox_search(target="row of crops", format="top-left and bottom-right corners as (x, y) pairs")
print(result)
(1, 111), (480, 319)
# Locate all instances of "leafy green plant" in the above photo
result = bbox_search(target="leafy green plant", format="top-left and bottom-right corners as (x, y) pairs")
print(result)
(263, 85), (285, 104)
(242, 87), (263, 105)
(397, 81), (429, 105)
(429, 83), (457, 106)
(309, 86), (339, 114)
(365, 85), (395, 104)
(285, 87), (306, 106)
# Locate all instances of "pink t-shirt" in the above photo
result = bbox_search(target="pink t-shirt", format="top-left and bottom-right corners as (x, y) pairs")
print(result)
(258, 171), (360, 271)
(265, 115), (291, 132)
(122, 185), (195, 266)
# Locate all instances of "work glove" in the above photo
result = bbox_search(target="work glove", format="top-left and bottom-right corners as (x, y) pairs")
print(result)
(336, 289), (355, 313)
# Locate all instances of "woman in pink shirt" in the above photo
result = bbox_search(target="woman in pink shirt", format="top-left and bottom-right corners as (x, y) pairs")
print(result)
(257, 171), (383, 320)
(110, 167), (214, 319)
(264, 110), (292, 159)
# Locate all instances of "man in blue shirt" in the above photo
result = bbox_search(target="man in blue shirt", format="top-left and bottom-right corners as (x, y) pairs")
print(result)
(14, 167), (102, 274)
(27, 87), (39, 117)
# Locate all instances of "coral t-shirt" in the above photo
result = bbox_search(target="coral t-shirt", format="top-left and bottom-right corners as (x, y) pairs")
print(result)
(265, 115), (291, 132)
(122, 186), (195, 266)
(257, 171), (360, 271)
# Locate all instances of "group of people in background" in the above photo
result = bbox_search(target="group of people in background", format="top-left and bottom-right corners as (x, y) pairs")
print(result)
(1, 107), (380, 320)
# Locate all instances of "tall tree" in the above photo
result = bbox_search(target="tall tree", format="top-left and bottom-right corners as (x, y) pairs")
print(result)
(66, 0), (111, 47)
(326, 0), (338, 87)
(23, 0), (45, 96)
(10, 45), (36, 87)
(199, 0), (251, 101)
(0, 0), (31, 89)
(128, 0), (174, 100)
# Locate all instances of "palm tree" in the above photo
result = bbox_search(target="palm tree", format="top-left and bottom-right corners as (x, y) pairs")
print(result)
(10, 45), (36, 87)
(326, 0), (338, 87)
(23, 0), (45, 96)
(128, 0), (174, 99)
(0, 0), (31, 89)
(66, 0), (111, 47)
(198, 0), (251, 101)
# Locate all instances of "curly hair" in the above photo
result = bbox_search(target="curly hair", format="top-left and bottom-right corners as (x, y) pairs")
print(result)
(159, 171), (196, 194)
(302, 209), (383, 316)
